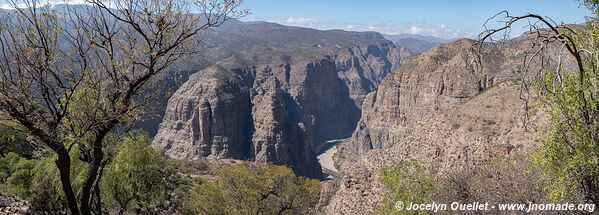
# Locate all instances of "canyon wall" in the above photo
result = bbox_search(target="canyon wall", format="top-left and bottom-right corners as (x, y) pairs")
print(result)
(153, 37), (403, 177)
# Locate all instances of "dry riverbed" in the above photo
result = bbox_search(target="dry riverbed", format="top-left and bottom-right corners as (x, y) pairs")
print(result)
(316, 139), (347, 179)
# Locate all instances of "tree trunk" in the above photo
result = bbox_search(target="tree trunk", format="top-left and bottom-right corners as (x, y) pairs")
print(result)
(79, 132), (107, 215)
(91, 160), (107, 215)
(56, 149), (81, 215)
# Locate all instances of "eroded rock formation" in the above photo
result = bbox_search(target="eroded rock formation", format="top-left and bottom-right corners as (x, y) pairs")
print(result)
(153, 39), (402, 178)
(324, 37), (573, 214)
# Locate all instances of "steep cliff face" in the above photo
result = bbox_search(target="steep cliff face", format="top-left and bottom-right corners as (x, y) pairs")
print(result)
(325, 37), (571, 214)
(325, 83), (548, 214)
(335, 43), (406, 106)
(149, 20), (410, 178)
(250, 79), (322, 178)
(337, 39), (507, 166)
(211, 21), (405, 107)
(153, 52), (392, 178)
(152, 66), (253, 160)
(136, 21), (405, 139)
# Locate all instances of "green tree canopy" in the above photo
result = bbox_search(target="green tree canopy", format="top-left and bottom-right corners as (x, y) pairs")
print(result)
(185, 163), (321, 215)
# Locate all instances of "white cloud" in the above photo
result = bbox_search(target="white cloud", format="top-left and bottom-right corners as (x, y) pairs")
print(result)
(340, 21), (475, 39)
(284, 17), (320, 26)
(245, 16), (475, 39)
(409, 26), (424, 34)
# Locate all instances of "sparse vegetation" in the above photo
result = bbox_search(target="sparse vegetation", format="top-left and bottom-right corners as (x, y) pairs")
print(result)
(482, 119), (496, 125)
(451, 123), (461, 129)
(435, 155), (550, 208)
(477, 0), (599, 204)
(376, 161), (435, 215)
(377, 156), (552, 214)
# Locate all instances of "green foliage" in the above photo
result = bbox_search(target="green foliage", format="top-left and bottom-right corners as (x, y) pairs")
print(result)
(0, 148), (88, 213)
(0, 153), (35, 197)
(0, 121), (33, 158)
(184, 163), (321, 215)
(435, 155), (549, 206)
(29, 149), (88, 213)
(581, 0), (599, 15)
(451, 123), (461, 129)
(534, 72), (599, 201)
(0, 131), (179, 214)
(376, 161), (435, 215)
(101, 132), (178, 214)
(533, 19), (599, 202)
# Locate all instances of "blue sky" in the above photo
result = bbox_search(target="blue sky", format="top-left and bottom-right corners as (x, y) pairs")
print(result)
(240, 0), (593, 38)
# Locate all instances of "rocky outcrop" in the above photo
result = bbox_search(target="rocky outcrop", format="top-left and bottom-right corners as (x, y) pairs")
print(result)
(334, 42), (406, 106)
(153, 52), (394, 178)
(250, 79), (321, 177)
(153, 66), (253, 160)
(137, 21), (405, 139)
(325, 83), (547, 214)
(150, 20), (410, 179)
(0, 192), (30, 215)
(326, 37), (572, 214)
(336, 39), (508, 168)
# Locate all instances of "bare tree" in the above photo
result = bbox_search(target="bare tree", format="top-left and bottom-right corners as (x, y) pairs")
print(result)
(474, 8), (598, 204)
(0, 0), (246, 214)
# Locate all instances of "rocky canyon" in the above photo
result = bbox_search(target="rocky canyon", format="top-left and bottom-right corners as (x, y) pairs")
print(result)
(150, 21), (406, 178)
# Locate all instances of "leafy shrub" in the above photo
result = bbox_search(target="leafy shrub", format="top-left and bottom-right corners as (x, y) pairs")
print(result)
(376, 161), (435, 215)
(102, 132), (178, 214)
(452, 123), (461, 129)
(184, 163), (321, 215)
(0, 121), (34, 158)
(532, 22), (599, 203)
(0, 131), (180, 214)
(0, 153), (35, 198)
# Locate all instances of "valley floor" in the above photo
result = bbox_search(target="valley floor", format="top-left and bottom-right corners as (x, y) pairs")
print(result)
(316, 139), (346, 179)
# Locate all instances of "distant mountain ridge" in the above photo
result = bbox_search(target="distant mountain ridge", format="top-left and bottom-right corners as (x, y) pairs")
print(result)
(382, 33), (452, 43)
(383, 33), (454, 53)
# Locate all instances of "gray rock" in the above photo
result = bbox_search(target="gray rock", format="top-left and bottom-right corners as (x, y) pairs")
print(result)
(153, 66), (253, 160)
(153, 29), (406, 178)
(326, 36), (576, 214)
(0, 192), (30, 215)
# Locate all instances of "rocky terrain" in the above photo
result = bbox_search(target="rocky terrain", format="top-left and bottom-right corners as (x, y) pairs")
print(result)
(321, 35), (574, 213)
(151, 22), (407, 178)
(0, 192), (29, 214)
